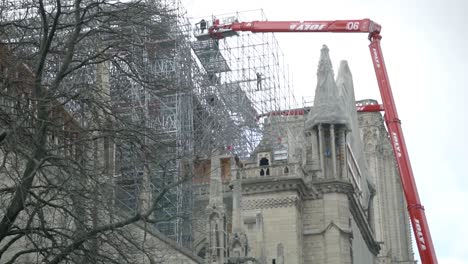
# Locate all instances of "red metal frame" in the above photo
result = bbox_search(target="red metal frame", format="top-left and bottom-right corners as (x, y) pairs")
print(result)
(208, 19), (437, 263)
(369, 34), (437, 264)
(356, 104), (384, 112)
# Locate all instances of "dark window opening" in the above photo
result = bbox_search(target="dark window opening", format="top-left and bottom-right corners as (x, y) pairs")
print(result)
(259, 157), (269, 166)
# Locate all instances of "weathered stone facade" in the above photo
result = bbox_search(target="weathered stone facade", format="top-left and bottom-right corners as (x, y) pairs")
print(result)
(192, 45), (414, 264)
(358, 102), (414, 264)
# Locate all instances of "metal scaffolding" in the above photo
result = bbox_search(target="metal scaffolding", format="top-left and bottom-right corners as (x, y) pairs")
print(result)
(190, 9), (297, 159)
(112, 9), (297, 246)
(0, 0), (197, 250)
(110, 0), (195, 247)
(2, 1), (297, 250)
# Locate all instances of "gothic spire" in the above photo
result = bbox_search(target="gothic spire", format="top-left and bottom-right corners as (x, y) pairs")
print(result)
(305, 45), (350, 130)
(336, 60), (355, 114)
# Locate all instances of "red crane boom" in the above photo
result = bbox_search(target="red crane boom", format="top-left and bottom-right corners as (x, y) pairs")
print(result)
(217, 19), (379, 34)
(207, 18), (437, 264)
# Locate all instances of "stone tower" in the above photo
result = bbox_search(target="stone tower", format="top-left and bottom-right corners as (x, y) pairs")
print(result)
(305, 45), (351, 181)
(192, 45), (414, 264)
(300, 45), (379, 264)
(358, 99), (415, 264)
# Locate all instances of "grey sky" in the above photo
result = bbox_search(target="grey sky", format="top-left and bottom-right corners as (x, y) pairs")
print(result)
(183, 0), (468, 262)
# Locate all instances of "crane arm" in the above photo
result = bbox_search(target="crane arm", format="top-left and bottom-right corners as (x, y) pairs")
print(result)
(209, 19), (381, 39)
(206, 18), (438, 264)
(369, 37), (437, 264)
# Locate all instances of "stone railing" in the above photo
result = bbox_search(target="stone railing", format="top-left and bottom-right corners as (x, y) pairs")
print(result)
(192, 163), (303, 198)
(243, 163), (302, 179)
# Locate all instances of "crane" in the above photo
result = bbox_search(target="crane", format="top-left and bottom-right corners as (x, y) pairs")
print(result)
(204, 18), (438, 264)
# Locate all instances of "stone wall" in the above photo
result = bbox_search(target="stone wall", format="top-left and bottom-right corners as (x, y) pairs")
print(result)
(302, 193), (353, 264)
(359, 110), (414, 263)
(351, 217), (376, 264)
(242, 191), (303, 264)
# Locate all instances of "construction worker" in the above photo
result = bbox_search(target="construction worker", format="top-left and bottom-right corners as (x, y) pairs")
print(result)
(195, 19), (207, 33)
(200, 19), (207, 33)
(256, 72), (262, 90)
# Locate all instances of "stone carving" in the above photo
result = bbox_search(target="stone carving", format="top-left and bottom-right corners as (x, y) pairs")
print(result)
(313, 180), (354, 195)
(242, 196), (299, 210)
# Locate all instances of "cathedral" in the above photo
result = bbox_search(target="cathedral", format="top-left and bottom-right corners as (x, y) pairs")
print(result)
(191, 45), (415, 264)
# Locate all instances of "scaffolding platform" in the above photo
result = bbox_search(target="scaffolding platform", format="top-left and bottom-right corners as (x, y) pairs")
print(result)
(191, 39), (230, 73)
(194, 28), (238, 41)
(194, 32), (213, 41)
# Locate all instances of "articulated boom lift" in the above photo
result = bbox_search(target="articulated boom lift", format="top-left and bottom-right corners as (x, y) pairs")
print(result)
(206, 18), (437, 264)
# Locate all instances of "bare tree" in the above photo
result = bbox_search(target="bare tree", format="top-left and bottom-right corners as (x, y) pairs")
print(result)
(0, 0), (193, 263)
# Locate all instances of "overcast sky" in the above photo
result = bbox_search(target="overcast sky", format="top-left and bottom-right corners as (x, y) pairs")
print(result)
(183, 0), (468, 263)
